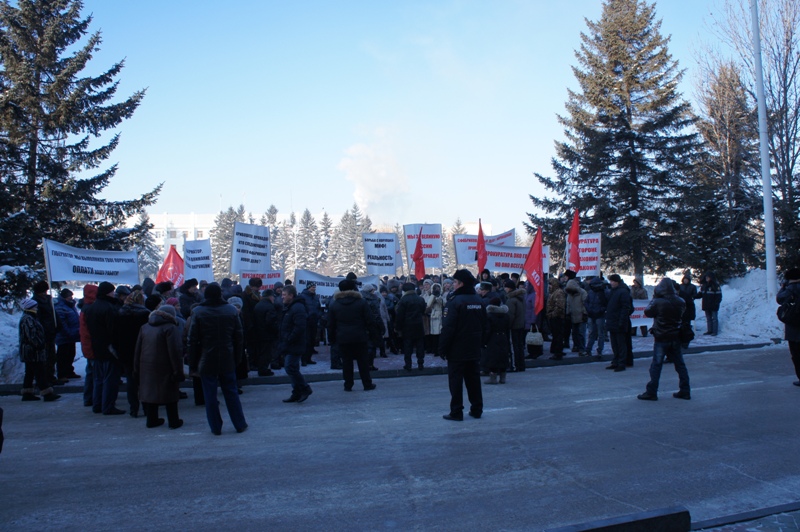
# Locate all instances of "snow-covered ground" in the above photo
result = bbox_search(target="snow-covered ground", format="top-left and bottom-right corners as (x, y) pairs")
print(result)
(0, 269), (785, 385)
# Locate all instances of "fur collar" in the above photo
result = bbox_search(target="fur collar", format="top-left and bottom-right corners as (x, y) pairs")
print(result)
(334, 290), (362, 300)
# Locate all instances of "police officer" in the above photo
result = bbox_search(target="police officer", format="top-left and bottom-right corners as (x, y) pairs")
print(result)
(439, 269), (487, 421)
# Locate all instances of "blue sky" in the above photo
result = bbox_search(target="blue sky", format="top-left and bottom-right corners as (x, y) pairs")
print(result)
(83, 0), (720, 235)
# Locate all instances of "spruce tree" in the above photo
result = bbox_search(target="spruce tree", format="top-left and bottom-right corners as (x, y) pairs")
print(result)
(317, 210), (333, 273)
(0, 0), (159, 266)
(295, 209), (318, 271)
(528, 0), (700, 278)
(209, 204), (245, 280)
(133, 212), (162, 281)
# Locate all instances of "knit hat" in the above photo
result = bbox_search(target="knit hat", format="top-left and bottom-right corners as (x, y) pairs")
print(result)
(608, 274), (622, 283)
(228, 296), (243, 309)
(165, 297), (179, 306)
(452, 269), (477, 288)
(248, 277), (263, 288)
(145, 294), (162, 311)
(362, 283), (376, 293)
(339, 279), (357, 292)
(273, 281), (284, 290)
(205, 283), (223, 301)
(504, 280), (516, 290)
(98, 281), (115, 296)
(21, 298), (38, 310)
(157, 304), (176, 317)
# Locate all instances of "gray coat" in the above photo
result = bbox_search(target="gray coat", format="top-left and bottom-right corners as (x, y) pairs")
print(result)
(134, 309), (185, 404)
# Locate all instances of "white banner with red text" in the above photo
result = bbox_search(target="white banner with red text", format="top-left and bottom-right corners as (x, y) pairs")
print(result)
(183, 239), (214, 282)
(43, 238), (139, 285)
(294, 269), (381, 299)
(452, 229), (516, 266)
(403, 224), (443, 271)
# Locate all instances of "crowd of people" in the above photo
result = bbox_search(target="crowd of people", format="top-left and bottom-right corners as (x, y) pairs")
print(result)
(17, 263), (799, 432)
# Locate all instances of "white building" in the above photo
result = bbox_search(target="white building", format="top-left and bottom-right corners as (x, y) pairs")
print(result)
(147, 213), (217, 258)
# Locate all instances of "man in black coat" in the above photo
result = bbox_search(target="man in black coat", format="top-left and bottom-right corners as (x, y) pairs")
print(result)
(394, 282), (427, 371)
(84, 281), (125, 415)
(253, 289), (279, 377)
(605, 274), (633, 372)
(299, 283), (322, 365)
(188, 283), (248, 435)
(279, 285), (312, 403)
(637, 278), (690, 401)
(31, 280), (60, 386)
(327, 279), (377, 392)
(439, 269), (487, 421)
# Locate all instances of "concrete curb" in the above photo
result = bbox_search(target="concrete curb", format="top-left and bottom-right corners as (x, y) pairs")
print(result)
(0, 340), (775, 396)
(545, 505), (691, 531)
(691, 500), (800, 530)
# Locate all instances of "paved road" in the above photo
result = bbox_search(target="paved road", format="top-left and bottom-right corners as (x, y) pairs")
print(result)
(1, 344), (798, 531)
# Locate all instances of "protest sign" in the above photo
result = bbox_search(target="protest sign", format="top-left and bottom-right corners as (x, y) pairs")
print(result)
(577, 233), (601, 277)
(362, 233), (398, 275)
(453, 229), (516, 265)
(240, 269), (284, 289)
(294, 269), (380, 299)
(183, 239), (214, 282)
(403, 224), (442, 271)
(43, 238), (139, 285)
(630, 300), (653, 328)
(230, 221), (271, 275)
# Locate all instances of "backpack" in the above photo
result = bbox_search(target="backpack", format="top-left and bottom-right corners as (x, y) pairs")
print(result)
(777, 290), (800, 326)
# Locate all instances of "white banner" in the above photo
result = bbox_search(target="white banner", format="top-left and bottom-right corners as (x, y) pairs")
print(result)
(543, 245), (550, 278)
(362, 233), (398, 275)
(484, 244), (530, 272)
(403, 224), (443, 271)
(453, 229), (516, 265)
(565, 233), (602, 277)
(294, 269), (380, 299)
(230, 221), (271, 275)
(241, 270), (284, 289)
(44, 239), (139, 285)
(630, 300), (653, 328)
(183, 239), (214, 282)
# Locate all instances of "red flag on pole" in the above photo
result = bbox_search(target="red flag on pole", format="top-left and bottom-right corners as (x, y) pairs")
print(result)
(156, 244), (185, 286)
(476, 218), (487, 274)
(411, 226), (426, 280)
(523, 227), (545, 315)
(567, 208), (581, 273)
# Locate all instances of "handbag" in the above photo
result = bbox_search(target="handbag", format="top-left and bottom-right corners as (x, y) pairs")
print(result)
(526, 325), (544, 346)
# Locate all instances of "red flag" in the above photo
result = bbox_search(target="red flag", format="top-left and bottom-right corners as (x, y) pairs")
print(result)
(156, 245), (185, 286)
(476, 219), (487, 274)
(523, 227), (545, 315)
(411, 226), (426, 279)
(567, 208), (581, 273)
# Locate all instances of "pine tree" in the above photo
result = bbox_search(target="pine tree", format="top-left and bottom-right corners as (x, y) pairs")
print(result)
(0, 0), (159, 266)
(682, 61), (762, 281)
(295, 209), (318, 271)
(528, 0), (700, 279)
(210, 204), (245, 280)
(133, 212), (162, 281)
(277, 212), (297, 280)
(317, 210), (333, 274)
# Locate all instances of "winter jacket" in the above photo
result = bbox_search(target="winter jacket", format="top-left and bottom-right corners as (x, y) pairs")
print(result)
(84, 293), (122, 362)
(188, 298), (243, 375)
(328, 290), (373, 345)
(141, 278), (156, 298)
(425, 291), (445, 335)
(19, 311), (47, 363)
(32, 293), (57, 342)
(253, 296), (280, 346)
(361, 290), (386, 339)
(241, 285), (262, 343)
(585, 278), (610, 319)
(177, 284), (203, 320)
(565, 279), (588, 324)
(484, 304), (510, 371)
(439, 286), (487, 362)
(697, 273), (723, 312)
(643, 278), (686, 341)
(631, 284), (649, 300)
(395, 290), (427, 338)
(300, 289), (322, 321)
(79, 285), (98, 360)
(605, 282), (634, 332)
(54, 296), (80, 345)
(546, 280), (566, 321)
(777, 281), (800, 342)
(113, 303), (151, 367)
(524, 282), (538, 329)
(505, 288), (526, 330)
(279, 298), (308, 356)
(134, 308), (185, 404)
(677, 280), (698, 321)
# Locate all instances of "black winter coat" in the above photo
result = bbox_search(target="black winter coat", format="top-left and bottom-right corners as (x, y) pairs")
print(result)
(644, 278), (686, 342)
(605, 282), (633, 332)
(279, 298), (308, 356)
(677, 282), (697, 321)
(188, 299), (243, 376)
(484, 304), (510, 370)
(697, 273), (722, 312)
(113, 303), (151, 366)
(585, 278), (609, 319)
(253, 297), (280, 345)
(439, 286), (487, 362)
(33, 293), (57, 342)
(395, 290), (426, 338)
(327, 290), (372, 345)
(777, 282), (800, 342)
(84, 294), (122, 361)
(178, 287), (203, 320)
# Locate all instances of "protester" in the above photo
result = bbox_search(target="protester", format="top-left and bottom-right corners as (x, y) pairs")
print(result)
(677, 273), (697, 349)
(505, 280), (526, 372)
(113, 290), (150, 418)
(484, 297), (510, 384)
(31, 280), (60, 385)
(637, 278), (690, 401)
(585, 277), (609, 358)
(84, 281), (125, 415)
(188, 283), (248, 435)
(78, 284), (98, 407)
(697, 272), (722, 336)
(300, 282), (321, 366)
(425, 283), (445, 361)
(630, 278), (649, 337)
(18, 298), (60, 402)
(395, 282), (427, 371)
(54, 288), (81, 380)
(546, 278), (566, 360)
(134, 304), (185, 428)
(253, 289), (279, 376)
(328, 279), (377, 392)
(360, 283), (385, 370)
(776, 268), (800, 387)
(279, 285), (313, 403)
(565, 278), (588, 356)
(605, 274), (633, 372)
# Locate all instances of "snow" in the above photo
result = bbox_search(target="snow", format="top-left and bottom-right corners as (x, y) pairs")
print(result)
(0, 270), (785, 384)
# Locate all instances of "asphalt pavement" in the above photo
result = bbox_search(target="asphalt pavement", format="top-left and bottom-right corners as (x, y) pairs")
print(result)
(1, 344), (799, 531)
